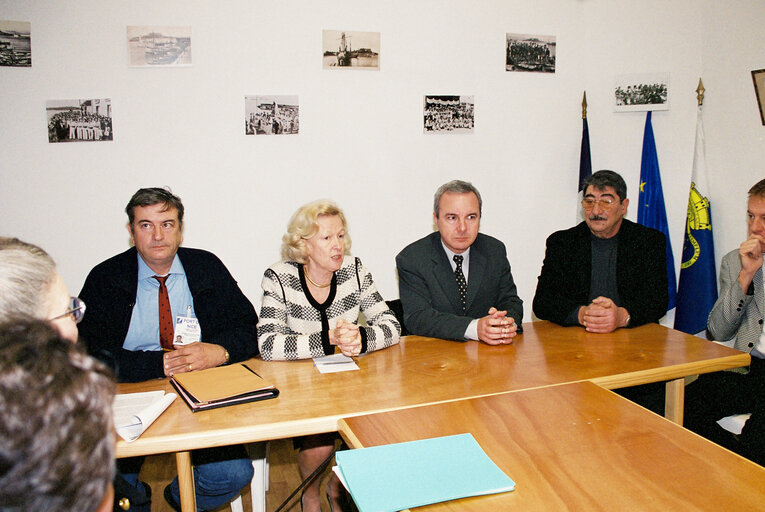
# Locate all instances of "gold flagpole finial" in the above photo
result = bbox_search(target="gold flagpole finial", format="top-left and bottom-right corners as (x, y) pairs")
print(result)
(582, 91), (587, 119)
(696, 79), (705, 107)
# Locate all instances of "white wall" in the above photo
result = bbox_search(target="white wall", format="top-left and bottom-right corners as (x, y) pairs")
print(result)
(0, 0), (763, 322)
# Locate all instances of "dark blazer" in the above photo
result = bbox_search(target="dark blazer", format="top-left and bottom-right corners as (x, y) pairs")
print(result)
(532, 219), (668, 327)
(396, 232), (523, 341)
(78, 247), (258, 383)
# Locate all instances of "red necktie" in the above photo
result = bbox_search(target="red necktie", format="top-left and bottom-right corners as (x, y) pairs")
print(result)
(153, 275), (174, 350)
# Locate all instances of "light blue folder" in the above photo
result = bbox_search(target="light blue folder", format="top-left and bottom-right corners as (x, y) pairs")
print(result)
(336, 433), (515, 512)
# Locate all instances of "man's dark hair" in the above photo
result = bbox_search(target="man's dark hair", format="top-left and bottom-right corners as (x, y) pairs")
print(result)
(748, 178), (765, 199)
(0, 320), (116, 511)
(582, 170), (628, 202)
(125, 187), (184, 226)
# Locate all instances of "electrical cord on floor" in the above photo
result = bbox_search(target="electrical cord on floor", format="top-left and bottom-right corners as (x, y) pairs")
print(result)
(274, 448), (337, 512)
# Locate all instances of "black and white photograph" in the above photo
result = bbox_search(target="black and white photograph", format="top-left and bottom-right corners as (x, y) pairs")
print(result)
(506, 33), (555, 73)
(614, 73), (670, 112)
(245, 95), (299, 135)
(752, 69), (765, 125)
(423, 95), (474, 134)
(127, 25), (192, 67)
(46, 98), (113, 143)
(322, 30), (380, 69)
(0, 19), (31, 67)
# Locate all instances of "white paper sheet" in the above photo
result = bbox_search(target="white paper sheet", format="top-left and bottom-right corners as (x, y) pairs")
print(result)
(313, 353), (359, 373)
(113, 390), (177, 442)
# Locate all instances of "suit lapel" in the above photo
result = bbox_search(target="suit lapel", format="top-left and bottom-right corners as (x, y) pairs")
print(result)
(755, 266), (764, 318)
(465, 244), (485, 313)
(429, 236), (464, 314)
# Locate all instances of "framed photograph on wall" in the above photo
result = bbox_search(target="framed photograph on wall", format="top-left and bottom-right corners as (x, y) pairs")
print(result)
(614, 73), (670, 112)
(46, 98), (113, 143)
(127, 26), (191, 67)
(752, 69), (765, 125)
(245, 95), (299, 135)
(423, 95), (474, 134)
(505, 33), (556, 73)
(322, 30), (380, 69)
(0, 19), (31, 67)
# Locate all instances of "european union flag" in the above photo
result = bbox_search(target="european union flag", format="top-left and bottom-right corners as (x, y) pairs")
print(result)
(675, 108), (717, 334)
(637, 111), (677, 310)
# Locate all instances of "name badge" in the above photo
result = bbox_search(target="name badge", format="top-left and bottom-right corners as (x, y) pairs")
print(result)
(174, 306), (201, 345)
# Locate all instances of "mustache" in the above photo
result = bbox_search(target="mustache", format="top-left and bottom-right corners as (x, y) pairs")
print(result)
(589, 215), (607, 221)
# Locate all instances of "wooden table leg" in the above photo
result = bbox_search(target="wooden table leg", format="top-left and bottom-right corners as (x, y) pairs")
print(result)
(665, 378), (684, 425)
(175, 451), (197, 512)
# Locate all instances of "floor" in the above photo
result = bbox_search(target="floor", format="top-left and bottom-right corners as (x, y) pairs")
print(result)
(140, 438), (334, 512)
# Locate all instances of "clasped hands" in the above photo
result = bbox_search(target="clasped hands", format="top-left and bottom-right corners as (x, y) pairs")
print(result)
(330, 318), (361, 357)
(477, 307), (517, 345)
(578, 297), (629, 333)
(164, 342), (227, 377)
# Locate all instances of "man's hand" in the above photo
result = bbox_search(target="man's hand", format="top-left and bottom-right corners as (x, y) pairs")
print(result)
(477, 307), (518, 345)
(330, 318), (361, 357)
(738, 235), (765, 293)
(579, 297), (629, 333)
(164, 342), (227, 376)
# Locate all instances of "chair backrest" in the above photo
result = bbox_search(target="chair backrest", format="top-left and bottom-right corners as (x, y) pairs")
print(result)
(385, 299), (409, 337)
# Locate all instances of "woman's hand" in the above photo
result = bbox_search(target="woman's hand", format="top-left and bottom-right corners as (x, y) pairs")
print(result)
(330, 318), (361, 357)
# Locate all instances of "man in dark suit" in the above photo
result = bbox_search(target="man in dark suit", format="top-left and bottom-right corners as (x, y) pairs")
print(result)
(78, 187), (256, 512)
(533, 169), (668, 332)
(684, 178), (765, 465)
(396, 180), (523, 343)
(532, 170), (668, 414)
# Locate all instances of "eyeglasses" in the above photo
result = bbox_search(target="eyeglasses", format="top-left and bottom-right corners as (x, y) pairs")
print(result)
(50, 297), (86, 324)
(582, 197), (617, 211)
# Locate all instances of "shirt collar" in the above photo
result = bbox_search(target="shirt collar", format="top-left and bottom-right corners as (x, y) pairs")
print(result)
(137, 253), (185, 280)
(441, 241), (470, 266)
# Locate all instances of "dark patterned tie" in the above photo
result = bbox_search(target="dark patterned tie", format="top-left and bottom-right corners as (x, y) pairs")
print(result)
(453, 255), (467, 313)
(153, 275), (174, 350)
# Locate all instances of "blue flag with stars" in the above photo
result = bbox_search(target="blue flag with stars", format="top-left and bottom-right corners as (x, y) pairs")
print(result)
(674, 107), (717, 334)
(637, 111), (677, 310)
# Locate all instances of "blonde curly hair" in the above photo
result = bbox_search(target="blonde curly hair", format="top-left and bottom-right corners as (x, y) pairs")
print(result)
(281, 200), (352, 263)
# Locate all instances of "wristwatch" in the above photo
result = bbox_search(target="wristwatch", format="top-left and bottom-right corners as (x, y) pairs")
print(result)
(222, 348), (230, 365)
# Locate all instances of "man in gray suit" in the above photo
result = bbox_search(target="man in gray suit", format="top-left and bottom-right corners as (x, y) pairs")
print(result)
(396, 180), (523, 343)
(685, 178), (765, 465)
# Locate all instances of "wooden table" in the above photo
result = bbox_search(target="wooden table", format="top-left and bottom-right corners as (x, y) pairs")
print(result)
(116, 322), (750, 511)
(339, 381), (765, 511)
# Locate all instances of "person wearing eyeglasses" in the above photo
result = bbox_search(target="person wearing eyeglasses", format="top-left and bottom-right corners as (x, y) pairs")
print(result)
(533, 170), (668, 333)
(0, 237), (83, 342)
(532, 170), (668, 414)
(77, 187), (257, 512)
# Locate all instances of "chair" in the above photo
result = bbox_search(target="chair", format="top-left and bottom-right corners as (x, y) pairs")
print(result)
(230, 442), (269, 512)
(385, 299), (409, 336)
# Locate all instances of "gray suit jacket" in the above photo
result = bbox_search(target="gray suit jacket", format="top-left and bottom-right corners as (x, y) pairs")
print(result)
(707, 248), (765, 353)
(395, 232), (523, 341)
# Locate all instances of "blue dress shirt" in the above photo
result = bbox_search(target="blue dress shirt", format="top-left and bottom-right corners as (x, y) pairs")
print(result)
(123, 254), (196, 351)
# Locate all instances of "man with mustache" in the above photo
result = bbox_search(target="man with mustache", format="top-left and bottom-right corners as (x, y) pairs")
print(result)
(78, 187), (257, 512)
(532, 170), (668, 412)
(533, 169), (668, 333)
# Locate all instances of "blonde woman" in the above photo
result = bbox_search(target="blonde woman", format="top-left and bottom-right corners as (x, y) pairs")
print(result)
(258, 200), (400, 511)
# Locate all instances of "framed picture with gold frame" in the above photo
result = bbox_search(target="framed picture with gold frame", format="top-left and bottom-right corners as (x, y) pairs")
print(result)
(752, 69), (765, 125)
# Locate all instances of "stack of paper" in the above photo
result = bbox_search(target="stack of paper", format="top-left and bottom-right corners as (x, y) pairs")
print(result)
(313, 353), (359, 373)
(335, 433), (515, 512)
(113, 390), (176, 442)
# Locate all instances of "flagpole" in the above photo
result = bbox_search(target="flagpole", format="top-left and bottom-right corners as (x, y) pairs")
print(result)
(696, 79), (705, 107)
